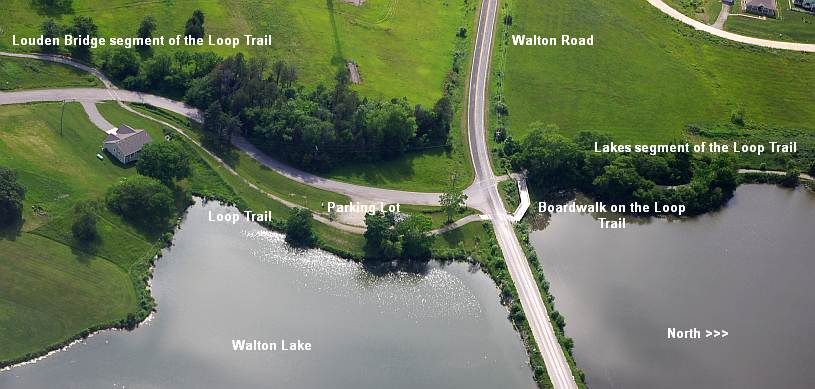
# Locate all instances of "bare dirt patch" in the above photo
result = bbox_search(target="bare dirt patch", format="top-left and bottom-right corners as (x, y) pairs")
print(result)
(347, 62), (361, 84)
(341, 0), (366, 6)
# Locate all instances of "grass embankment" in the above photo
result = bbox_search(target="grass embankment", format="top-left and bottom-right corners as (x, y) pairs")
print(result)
(496, 0), (815, 145)
(726, 5), (815, 43)
(0, 56), (102, 90)
(663, 0), (723, 24)
(395, 204), (478, 228)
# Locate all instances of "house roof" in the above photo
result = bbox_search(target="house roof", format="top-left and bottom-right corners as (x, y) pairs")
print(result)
(746, 0), (777, 9)
(104, 124), (152, 156)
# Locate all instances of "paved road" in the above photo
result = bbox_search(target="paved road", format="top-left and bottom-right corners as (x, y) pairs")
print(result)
(647, 0), (815, 52)
(466, 0), (577, 387)
(712, 4), (731, 29)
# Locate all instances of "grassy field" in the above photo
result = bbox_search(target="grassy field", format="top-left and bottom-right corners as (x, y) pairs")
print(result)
(664, 0), (723, 24)
(0, 102), (146, 363)
(0, 234), (136, 362)
(725, 6), (815, 43)
(0, 56), (101, 90)
(325, 147), (473, 192)
(0, 0), (468, 106)
(498, 0), (815, 145)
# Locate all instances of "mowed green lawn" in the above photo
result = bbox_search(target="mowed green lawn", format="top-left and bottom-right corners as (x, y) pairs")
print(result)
(500, 0), (815, 143)
(726, 6), (815, 43)
(1, 0), (465, 105)
(0, 102), (144, 363)
(0, 234), (136, 362)
(0, 57), (102, 90)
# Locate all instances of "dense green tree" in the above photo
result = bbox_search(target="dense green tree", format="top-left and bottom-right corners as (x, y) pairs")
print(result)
(106, 176), (174, 226)
(360, 99), (417, 159)
(397, 214), (434, 259)
(511, 126), (582, 193)
(809, 161), (815, 177)
(136, 16), (157, 49)
(364, 211), (395, 253)
(71, 200), (98, 242)
(136, 141), (191, 186)
(68, 16), (98, 60)
(184, 10), (205, 39)
(285, 208), (317, 247)
(781, 168), (800, 188)
(101, 48), (140, 81)
(0, 167), (26, 225)
(592, 158), (655, 204)
(40, 19), (62, 53)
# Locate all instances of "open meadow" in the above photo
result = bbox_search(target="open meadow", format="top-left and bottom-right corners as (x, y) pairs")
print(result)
(498, 0), (815, 144)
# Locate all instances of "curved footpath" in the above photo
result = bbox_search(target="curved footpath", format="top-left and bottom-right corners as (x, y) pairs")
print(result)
(647, 0), (815, 52)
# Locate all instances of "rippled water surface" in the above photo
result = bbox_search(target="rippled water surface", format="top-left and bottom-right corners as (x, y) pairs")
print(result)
(532, 185), (815, 389)
(1, 201), (536, 389)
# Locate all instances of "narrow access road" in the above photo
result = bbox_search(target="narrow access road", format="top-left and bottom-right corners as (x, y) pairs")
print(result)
(647, 0), (815, 52)
(467, 0), (578, 388)
(712, 4), (731, 29)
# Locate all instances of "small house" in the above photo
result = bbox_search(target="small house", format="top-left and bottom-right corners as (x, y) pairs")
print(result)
(745, 0), (777, 17)
(102, 124), (152, 164)
(793, 0), (815, 10)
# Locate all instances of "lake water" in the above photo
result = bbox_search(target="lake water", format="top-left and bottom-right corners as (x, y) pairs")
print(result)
(1, 201), (537, 389)
(531, 185), (815, 389)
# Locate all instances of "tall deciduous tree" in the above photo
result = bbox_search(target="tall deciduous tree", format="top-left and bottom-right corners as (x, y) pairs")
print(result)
(439, 176), (467, 224)
(0, 167), (26, 225)
(40, 19), (62, 53)
(136, 16), (157, 49)
(285, 208), (317, 247)
(136, 141), (191, 186)
(184, 10), (205, 39)
(68, 16), (98, 60)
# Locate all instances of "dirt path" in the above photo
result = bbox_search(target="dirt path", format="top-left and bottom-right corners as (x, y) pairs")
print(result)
(713, 3), (732, 29)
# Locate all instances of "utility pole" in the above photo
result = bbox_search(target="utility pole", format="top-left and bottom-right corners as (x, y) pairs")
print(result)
(59, 100), (66, 136)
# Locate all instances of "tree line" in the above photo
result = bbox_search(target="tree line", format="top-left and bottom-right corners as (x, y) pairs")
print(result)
(189, 53), (454, 171)
(506, 125), (741, 216)
(36, 11), (455, 172)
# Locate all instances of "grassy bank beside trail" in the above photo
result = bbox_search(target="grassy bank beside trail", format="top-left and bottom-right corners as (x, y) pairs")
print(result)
(725, 6), (815, 44)
(102, 103), (351, 215)
(396, 204), (478, 228)
(0, 57), (102, 91)
(495, 0), (815, 145)
(663, 0), (723, 24)
(0, 0), (464, 106)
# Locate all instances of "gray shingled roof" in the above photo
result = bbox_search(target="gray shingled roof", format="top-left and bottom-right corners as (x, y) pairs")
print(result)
(746, 0), (777, 9)
(104, 124), (152, 156)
